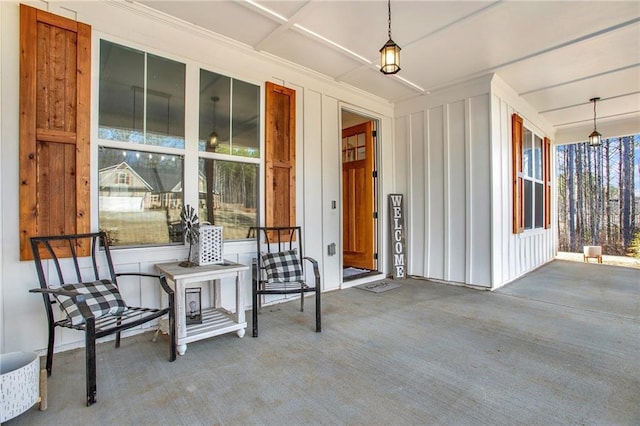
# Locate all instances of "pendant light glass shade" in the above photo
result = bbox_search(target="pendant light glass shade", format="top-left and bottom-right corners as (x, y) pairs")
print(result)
(208, 131), (218, 149)
(588, 97), (602, 147)
(208, 96), (219, 151)
(380, 39), (401, 75)
(588, 129), (601, 147)
(380, 0), (401, 75)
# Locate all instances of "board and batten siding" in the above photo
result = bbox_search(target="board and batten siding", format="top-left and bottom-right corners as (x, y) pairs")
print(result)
(395, 77), (492, 288)
(396, 73), (554, 290)
(490, 76), (556, 288)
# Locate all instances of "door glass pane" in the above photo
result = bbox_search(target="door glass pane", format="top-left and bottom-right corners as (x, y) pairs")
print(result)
(357, 147), (366, 160)
(198, 159), (258, 240)
(98, 147), (184, 247)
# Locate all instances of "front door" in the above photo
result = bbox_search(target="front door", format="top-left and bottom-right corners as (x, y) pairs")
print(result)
(342, 121), (376, 270)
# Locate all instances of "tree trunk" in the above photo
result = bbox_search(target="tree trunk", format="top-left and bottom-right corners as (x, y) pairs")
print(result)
(568, 144), (576, 251)
(621, 136), (634, 246)
(605, 140), (611, 244)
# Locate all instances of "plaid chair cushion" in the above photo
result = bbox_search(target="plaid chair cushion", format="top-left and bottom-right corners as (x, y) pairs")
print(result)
(262, 249), (304, 283)
(56, 280), (127, 326)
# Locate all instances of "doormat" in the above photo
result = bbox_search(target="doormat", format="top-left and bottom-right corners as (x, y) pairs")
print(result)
(355, 281), (402, 293)
(343, 267), (370, 278)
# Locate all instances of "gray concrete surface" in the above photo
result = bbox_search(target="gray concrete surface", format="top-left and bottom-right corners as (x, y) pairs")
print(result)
(5, 260), (639, 425)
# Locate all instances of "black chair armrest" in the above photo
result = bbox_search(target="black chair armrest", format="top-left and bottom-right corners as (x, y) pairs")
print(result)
(29, 288), (95, 321)
(115, 272), (174, 296)
(303, 256), (321, 286)
(30, 287), (80, 298)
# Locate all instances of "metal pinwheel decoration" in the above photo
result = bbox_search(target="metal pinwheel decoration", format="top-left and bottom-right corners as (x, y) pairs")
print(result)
(179, 204), (199, 267)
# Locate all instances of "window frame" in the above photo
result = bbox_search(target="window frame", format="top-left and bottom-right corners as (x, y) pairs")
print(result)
(512, 113), (552, 234)
(95, 35), (263, 248)
(197, 67), (261, 241)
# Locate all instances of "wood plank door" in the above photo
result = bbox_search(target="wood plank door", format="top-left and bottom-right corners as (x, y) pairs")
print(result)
(342, 121), (376, 270)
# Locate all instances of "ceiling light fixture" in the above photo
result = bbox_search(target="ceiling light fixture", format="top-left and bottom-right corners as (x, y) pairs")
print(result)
(379, 0), (401, 75)
(588, 97), (602, 147)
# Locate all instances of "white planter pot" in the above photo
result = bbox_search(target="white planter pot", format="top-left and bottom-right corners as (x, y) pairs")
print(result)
(0, 352), (44, 422)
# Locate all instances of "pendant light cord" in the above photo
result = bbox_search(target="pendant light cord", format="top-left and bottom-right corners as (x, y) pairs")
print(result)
(592, 98), (597, 131)
(388, 0), (392, 39)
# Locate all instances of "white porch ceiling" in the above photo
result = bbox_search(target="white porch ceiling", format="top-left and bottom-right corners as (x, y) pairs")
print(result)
(138, 0), (640, 142)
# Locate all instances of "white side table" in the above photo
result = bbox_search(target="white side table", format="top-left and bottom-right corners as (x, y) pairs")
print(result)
(155, 261), (249, 355)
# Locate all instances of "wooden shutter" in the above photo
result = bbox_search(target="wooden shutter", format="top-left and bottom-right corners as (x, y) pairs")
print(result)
(19, 5), (91, 260)
(512, 113), (524, 234)
(544, 136), (552, 229)
(265, 82), (296, 230)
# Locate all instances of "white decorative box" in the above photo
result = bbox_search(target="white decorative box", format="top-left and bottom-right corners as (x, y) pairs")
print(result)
(196, 225), (223, 265)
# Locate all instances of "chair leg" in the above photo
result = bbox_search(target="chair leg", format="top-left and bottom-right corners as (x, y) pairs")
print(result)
(300, 290), (305, 312)
(315, 289), (321, 333)
(252, 279), (259, 337)
(85, 320), (97, 406)
(168, 301), (177, 362)
(46, 322), (55, 376)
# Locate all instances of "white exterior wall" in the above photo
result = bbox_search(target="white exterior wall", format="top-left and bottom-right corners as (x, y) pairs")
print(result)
(395, 76), (493, 288)
(0, 1), (393, 354)
(395, 73), (556, 290)
(490, 75), (556, 289)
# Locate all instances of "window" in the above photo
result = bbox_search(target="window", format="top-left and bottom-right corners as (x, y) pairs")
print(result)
(512, 113), (551, 233)
(98, 147), (184, 246)
(98, 40), (186, 247)
(198, 159), (258, 240)
(198, 70), (259, 157)
(117, 172), (130, 186)
(99, 41), (185, 148)
(198, 69), (260, 240)
(522, 128), (544, 229)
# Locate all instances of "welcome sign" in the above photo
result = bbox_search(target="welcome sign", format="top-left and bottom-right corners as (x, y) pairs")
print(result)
(389, 194), (406, 279)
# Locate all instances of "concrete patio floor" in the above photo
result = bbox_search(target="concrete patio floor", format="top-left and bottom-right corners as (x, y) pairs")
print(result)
(5, 259), (639, 425)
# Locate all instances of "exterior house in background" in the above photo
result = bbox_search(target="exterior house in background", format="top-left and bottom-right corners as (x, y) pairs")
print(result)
(99, 162), (153, 211)
(100, 158), (210, 216)
(0, 1), (638, 357)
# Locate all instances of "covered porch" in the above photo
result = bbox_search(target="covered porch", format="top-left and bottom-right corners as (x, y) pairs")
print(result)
(6, 259), (638, 424)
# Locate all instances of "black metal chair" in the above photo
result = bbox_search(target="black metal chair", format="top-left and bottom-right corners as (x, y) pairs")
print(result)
(248, 226), (321, 337)
(30, 232), (176, 406)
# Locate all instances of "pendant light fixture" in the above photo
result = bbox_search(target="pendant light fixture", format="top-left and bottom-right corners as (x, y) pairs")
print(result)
(379, 0), (401, 75)
(207, 96), (220, 151)
(588, 97), (602, 147)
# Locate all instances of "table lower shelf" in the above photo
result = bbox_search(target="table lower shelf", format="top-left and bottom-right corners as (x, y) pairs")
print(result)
(183, 307), (246, 343)
(158, 307), (246, 354)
